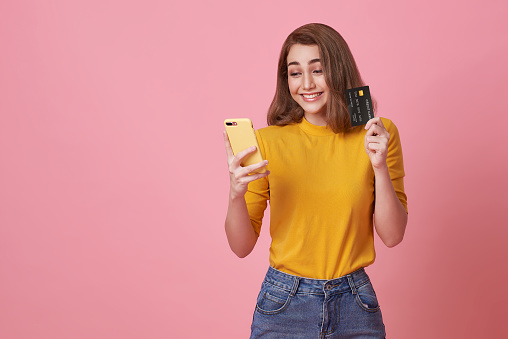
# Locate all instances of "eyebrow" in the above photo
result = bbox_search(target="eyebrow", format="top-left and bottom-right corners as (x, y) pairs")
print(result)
(287, 58), (321, 67)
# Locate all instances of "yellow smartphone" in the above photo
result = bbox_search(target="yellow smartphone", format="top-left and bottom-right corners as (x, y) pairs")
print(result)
(224, 118), (266, 174)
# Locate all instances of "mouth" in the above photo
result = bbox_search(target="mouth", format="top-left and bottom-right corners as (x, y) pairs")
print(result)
(300, 92), (324, 102)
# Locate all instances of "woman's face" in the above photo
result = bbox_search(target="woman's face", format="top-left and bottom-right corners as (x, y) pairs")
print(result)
(287, 44), (329, 125)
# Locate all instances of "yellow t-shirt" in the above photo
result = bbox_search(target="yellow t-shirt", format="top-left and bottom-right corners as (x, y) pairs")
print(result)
(245, 116), (407, 279)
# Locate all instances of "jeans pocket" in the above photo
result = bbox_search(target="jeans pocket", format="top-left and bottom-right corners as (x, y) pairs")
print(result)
(255, 281), (292, 315)
(354, 280), (381, 313)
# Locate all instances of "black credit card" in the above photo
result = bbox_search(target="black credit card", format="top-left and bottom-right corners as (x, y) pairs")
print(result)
(345, 86), (373, 126)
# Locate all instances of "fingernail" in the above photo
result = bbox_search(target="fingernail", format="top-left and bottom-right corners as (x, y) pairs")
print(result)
(251, 146), (256, 150)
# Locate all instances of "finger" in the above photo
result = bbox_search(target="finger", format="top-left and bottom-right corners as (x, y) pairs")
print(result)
(365, 116), (382, 129)
(223, 131), (235, 160)
(232, 146), (257, 168)
(364, 118), (375, 130)
(366, 135), (389, 152)
(365, 124), (386, 137)
(241, 159), (268, 176)
(243, 170), (270, 183)
(366, 135), (384, 143)
(365, 124), (376, 136)
(364, 117), (384, 130)
(367, 142), (384, 152)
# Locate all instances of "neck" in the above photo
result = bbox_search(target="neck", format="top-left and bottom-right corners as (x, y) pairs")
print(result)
(304, 112), (327, 126)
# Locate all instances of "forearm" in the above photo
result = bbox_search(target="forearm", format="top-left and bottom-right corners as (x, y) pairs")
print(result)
(373, 166), (408, 248)
(225, 192), (258, 258)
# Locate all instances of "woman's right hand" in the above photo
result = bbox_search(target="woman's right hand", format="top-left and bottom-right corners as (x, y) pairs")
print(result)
(223, 131), (270, 198)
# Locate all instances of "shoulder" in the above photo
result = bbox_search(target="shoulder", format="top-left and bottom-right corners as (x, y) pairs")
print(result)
(379, 117), (400, 135)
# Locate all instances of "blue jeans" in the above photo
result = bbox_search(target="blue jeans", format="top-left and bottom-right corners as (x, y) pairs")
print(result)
(250, 266), (386, 339)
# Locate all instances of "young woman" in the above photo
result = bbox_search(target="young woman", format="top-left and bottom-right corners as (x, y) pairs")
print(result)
(223, 23), (408, 339)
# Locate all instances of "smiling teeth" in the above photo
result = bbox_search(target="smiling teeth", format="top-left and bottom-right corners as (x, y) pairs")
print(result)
(302, 93), (321, 98)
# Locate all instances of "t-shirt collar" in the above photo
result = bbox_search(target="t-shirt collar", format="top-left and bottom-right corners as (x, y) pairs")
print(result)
(297, 116), (335, 136)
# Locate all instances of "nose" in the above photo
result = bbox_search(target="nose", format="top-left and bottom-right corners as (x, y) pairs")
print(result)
(302, 72), (315, 90)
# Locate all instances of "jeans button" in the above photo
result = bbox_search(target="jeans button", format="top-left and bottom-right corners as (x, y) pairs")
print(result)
(326, 285), (332, 290)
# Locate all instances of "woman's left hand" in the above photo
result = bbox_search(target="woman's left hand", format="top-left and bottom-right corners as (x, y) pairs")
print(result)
(364, 117), (390, 170)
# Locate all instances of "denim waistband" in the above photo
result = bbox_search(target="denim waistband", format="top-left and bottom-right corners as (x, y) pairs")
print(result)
(263, 266), (371, 295)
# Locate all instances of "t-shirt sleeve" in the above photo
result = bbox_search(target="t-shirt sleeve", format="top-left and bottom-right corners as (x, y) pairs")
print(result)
(244, 129), (270, 236)
(384, 119), (408, 214)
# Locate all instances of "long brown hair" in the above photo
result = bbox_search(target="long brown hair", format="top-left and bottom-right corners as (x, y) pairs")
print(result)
(267, 23), (376, 133)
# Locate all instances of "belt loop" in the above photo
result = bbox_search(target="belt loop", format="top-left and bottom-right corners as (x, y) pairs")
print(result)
(347, 275), (357, 295)
(290, 276), (300, 297)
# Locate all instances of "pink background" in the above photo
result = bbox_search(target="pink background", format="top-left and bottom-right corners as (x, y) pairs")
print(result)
(1, 0), (507, 338)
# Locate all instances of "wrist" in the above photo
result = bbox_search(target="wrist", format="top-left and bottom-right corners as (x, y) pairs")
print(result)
(373, 164), (389, 175)
(229, 189), (246, 202)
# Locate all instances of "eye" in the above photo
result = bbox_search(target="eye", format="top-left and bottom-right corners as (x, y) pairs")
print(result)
(313, 69), (323, 74)
(289, 72), (301, 77)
